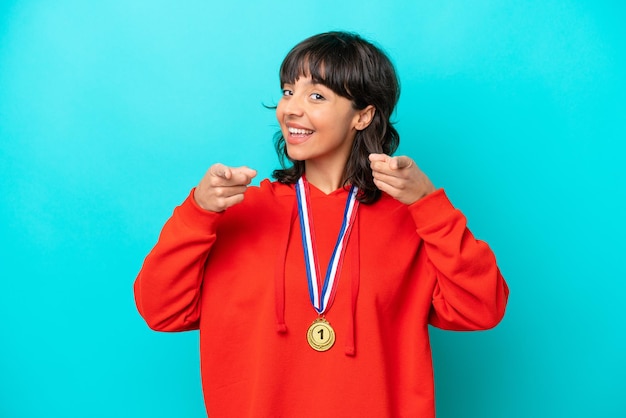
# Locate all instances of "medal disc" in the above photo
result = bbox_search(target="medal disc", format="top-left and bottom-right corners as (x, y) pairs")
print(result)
(306, 317), (336, 352)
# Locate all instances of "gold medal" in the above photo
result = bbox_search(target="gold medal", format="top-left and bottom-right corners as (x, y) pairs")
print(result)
(306, 317), (336, 352)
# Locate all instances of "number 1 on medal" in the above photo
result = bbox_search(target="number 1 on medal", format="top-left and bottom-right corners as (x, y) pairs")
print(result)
(307, 318), (335, 351)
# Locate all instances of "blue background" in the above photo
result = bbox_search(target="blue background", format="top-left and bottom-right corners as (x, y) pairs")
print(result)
(1, 1), (624, 417)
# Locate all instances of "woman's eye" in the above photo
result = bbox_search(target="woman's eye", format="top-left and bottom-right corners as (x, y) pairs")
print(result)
(310, 93), (325, 100)
(282, 89), (293, 96)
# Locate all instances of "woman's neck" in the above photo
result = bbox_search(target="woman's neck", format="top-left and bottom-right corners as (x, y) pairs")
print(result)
(304, 160), (347, 194)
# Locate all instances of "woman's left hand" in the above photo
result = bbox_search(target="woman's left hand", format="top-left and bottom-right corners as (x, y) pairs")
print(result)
(369, 153), (436, 205)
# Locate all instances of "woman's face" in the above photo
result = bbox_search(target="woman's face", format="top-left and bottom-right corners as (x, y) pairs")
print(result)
(276, 76), (366, 170)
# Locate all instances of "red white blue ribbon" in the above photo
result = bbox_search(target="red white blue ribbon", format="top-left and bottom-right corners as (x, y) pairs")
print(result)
(295, 177), (359, 314)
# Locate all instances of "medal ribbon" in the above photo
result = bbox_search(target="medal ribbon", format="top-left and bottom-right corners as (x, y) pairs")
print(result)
(295, 177), (359, 315)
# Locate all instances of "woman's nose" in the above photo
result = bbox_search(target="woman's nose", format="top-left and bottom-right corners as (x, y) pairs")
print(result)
(282, 94), (304, 116)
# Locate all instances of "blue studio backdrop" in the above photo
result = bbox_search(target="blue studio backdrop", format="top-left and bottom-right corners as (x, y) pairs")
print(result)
(1, 1), (624, 417)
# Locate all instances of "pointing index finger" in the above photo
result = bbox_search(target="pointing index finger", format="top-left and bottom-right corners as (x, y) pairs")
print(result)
(368, 153), (390, 163)
(230, 167), (258, 185)
(210, 163), (232, 180)
(391, 156), (413, 170)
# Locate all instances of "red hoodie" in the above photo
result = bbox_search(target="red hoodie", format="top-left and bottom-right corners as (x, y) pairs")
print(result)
(134, 179), (508, 417)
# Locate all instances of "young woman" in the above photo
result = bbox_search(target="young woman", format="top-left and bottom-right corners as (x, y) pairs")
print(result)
(134, 31), (508, 417)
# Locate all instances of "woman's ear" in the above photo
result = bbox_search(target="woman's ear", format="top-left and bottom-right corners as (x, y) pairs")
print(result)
(355, 105), (376, 130)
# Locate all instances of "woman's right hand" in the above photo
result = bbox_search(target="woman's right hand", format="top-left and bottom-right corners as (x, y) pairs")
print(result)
(194, 163), (257, 212)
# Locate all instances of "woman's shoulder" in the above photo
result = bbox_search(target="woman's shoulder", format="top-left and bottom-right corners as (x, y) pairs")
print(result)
(223, 179), (294, 216)
(218, 179), (295, 229)
(367, 191), (407, 211)
(247, 178), (295, 200)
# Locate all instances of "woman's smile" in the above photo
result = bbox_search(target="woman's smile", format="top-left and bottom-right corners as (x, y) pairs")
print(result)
(286, 124), (315, 145)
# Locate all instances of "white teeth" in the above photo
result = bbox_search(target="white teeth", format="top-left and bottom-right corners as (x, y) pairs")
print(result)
(288, 127), (314, 135)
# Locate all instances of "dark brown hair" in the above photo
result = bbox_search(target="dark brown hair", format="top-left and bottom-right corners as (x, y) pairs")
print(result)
(272, 31), (400, 204)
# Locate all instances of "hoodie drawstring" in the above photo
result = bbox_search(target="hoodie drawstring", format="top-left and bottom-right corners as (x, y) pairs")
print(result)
(275, 201), (297, 334)
(345, 210), (360, 356)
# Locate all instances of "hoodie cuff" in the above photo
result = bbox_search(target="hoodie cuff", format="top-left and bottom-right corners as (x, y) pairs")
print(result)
(407, 189), (461, 232)
(175, 188), (224, 235)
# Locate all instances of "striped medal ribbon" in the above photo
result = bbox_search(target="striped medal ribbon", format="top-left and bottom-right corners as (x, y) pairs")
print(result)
(295, 176), (359, 323)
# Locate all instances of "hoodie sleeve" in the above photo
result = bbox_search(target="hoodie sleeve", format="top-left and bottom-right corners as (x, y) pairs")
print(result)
(408, 189), (509, 330)
(134, 189), (222, 332)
